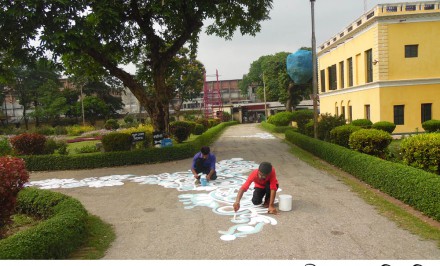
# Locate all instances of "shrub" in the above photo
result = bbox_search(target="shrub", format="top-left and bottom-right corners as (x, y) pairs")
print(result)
(0, 137), (13, 156)
(372, 121), (396, 134)
(0, 188), (88, 259)
(10, 133), (47, 155)
(400, 133), (440, 174)
(119, 124), (154, 149)
(221, 111), (231, 122)
(193, 124), (205, 135)
(329, 125), (362, 148)
(33, 126), (55, 136)
(422, 119), (440, 133)
(0, 156), (29, 238)
(101, 132), (132, 152)
(291, 109), (314, 133)
(267, 111), (295, 126)
(170, 121), (192, 143)
(54, 126), (67, 135)
(317, 113), (346, 141)
(208, 119), (221, 128)
(349, 129), (392, 157)
(195, 118), (210, 129)
(74, 145), (100, 154)
(104, 119), (120, 130)
(351, 119), (373, 128)
(66, 125), (96, 136)
(124, 114), (135, 124)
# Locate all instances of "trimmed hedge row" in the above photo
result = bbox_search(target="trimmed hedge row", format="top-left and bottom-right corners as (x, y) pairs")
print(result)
(0, 188), (88, 259)
(21, 121), (238, 171)
(260, 121), (295, 133)
(285, 130), (440, 222)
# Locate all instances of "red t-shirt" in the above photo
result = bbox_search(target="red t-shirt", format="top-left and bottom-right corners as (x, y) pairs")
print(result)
(240, 168), (279, 192)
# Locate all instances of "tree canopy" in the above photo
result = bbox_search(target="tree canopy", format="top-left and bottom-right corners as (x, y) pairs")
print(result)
(1, 0), (274, 131)
(239, 49), (312, 111)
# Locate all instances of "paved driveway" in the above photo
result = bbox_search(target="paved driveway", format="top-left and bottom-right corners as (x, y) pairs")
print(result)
(29, 123), (440, 259)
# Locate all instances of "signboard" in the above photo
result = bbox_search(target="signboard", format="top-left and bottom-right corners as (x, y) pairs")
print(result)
(153, 131), (164, 146)
(131, 132), (146, 142)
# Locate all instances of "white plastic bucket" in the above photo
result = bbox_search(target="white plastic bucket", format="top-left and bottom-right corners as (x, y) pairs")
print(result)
(279, 194), (292, 211)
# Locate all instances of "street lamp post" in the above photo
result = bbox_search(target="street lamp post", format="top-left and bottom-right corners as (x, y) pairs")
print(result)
(310, 0), (318, 139)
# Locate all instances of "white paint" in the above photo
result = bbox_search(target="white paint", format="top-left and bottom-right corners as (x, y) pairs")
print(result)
(26, 158), (282, 241)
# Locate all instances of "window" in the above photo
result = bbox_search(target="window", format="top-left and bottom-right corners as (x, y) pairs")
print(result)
(341, 106), (346, 119)
(365, 105), (370, 120)
(366, 49), (373, 83)
(405, 45), (418, 58)
(421, 103), (432, 122)
(320, 69), (326, 92)
(405, 5), (416, 11)
(394, 105), (405, 125)
(348, 106), (353, 123)
(387, 6), (398, 12)
(348, 58), (353, 87)
(425, 4), (435, 10)
(335, 106), (339, 116)
(339, 61), (344, 89)
(328, 64), (337, 90)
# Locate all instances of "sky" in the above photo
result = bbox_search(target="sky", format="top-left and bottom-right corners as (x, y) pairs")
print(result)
(197, 0), (424, 81)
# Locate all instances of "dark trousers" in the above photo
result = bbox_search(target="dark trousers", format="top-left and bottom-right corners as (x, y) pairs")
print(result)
(194, 158), (217, 180)
(252, 182), (279, 205)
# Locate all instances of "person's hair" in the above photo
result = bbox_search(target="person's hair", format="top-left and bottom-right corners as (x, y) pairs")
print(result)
(200, 146), (210, 155)
(258, 162), (272, 175)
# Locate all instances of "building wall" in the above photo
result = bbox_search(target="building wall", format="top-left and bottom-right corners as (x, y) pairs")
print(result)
(387, 20), (440, 80)
(317, 2), (440, 134)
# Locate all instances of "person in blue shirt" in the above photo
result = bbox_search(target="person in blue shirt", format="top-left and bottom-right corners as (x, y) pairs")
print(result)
(160, 134), (173, 147)
(191, 146), (217, 185)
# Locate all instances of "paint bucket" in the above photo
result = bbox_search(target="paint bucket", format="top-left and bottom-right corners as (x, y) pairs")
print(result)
(200, 177), (208, 186)
(278, 194), (292, 211)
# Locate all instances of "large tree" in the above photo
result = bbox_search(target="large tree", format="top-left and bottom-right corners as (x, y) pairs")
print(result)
(0, 0), (273, 131)
(239, 51), (311, 111)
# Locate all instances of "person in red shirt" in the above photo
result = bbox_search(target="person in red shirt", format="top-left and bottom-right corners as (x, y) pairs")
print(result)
(233, 162), (279, 214)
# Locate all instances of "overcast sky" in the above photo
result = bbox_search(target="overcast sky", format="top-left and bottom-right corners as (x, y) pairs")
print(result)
(197, 0), (423, 81)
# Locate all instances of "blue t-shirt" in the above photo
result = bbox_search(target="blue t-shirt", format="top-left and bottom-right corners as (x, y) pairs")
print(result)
(161, 138), (173, 147)
(192, 152), (216, 171)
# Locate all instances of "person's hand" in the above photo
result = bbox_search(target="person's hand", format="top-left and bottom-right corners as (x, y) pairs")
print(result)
(193, 174), (199, 179)
(268, 205), (278, 215)
(233, 202), (240, 212)
(206, 175), (211, 181)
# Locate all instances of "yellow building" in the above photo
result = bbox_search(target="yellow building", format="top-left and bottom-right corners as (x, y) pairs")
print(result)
(317, 1), (440, 134)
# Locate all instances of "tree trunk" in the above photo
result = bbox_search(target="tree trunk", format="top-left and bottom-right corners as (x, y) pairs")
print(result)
(286, 82), (294, 112)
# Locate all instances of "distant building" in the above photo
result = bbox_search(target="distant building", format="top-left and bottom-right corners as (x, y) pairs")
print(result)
(317, 1), (440, 133)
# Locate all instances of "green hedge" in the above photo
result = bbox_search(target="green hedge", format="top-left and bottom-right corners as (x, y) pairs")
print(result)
(0, 188), (88, 259)
(285, 130), (440, 222)
(260, 121), (295, 133)
(21, 121), (238, 171)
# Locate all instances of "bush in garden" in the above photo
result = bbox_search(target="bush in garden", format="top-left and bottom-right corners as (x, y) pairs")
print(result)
(101, 132), (132, 152)
(329, 125), (362, 148)
(0, 137), (13, 156)
(124, 114), (135, 124)
(422, 119), (440, 133)
(317, 113), (346, 141)
(43, 138), (69, 155)
(33, 126), (55, 136)
(195, 118), (210, 129)
(170, 121), (192, 143)
(193, 124), (205, 135)
(291, 109), (314, 133)
(54, 126), (68, 135)
(0, 156), (29, 238)
(119, 124), (154, 149)
(351, 119), (373, 128)
(208, 119), (221, 128)
(372, 121), (396, 134)
(267, 111), (295, 126)
(10, 133), (47, 155)
(104, 119), (120, 130)
(400, 133), (440, 174)
(221, 111), (231, 122)
(66, 125), (96, 136)
(349, 129), (392, 158)
(74, 145), (100, 154)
